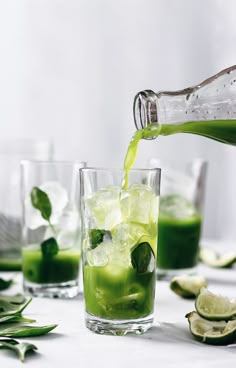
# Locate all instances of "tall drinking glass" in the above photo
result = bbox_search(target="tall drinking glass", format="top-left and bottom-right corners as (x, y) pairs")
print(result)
(80, 168), (161, 335)
(21, 160), (84, 298)
(150, 158), (207, 279)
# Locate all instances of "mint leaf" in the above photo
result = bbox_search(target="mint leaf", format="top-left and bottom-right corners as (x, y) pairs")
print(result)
(41, 237), (59, 258)
(0, 315), (36, 324)
(0, 297), (32, 317)
(0, 338), (37, 362)
(0, 278), (13, 291)
(131, 242), (155, 274)
(89, 229), (111, 249)
(0, 324), (58, 337)
(30, 187), (52, 221)
(0, 294), (26, 305)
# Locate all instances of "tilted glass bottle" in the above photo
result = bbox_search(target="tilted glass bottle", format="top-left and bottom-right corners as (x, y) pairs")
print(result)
(133, 65), (236, 144)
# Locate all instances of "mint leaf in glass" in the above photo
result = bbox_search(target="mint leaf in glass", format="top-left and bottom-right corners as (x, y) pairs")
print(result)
(0, 338), (37, 362)
(0, 278), (13, 291)
(89, 229), (111, 249)
(41, 237), (59, 258)
(30, 187), (59, 257)
(131, 242), (155, 274)
(30, 187), (52, 221)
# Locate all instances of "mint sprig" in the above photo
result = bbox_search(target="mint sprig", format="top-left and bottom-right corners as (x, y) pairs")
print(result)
(30, 187), (59, 258)
(0, 294), (58, 362)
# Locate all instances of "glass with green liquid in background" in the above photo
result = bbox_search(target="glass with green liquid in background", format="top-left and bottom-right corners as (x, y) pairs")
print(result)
(80, 168), (160, 336)
(148, 159), (207, 278)
(21, 161), (84, 299)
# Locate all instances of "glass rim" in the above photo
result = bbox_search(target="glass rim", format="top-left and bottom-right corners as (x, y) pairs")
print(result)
(21, 159), (86, 166)
(79, 167), (161, 174)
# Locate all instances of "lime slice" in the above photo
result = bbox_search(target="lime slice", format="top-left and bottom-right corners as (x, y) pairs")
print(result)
(186, 311), (236, 345)
(199, 247), (236, 268)
(170, 275), (207, 299)
(195, 288), (236, 321)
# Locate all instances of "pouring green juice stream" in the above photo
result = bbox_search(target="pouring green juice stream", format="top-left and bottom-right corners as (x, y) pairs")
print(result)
(123, 119), (236, 190)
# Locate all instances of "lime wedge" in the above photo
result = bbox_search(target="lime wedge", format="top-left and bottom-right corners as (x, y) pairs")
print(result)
(199, 247), (236, 268)
(195, 288), (236, 321)
(186, 311), (236, 345)
(170, 275), (207, 299)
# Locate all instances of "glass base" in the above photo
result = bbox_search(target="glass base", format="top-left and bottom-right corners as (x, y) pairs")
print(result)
(23, 279), (79, 299)
(85, 312), (153, 336)
(156, 266), (198, 281)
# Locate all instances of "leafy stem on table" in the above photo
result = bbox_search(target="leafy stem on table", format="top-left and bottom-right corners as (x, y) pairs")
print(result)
(0, 293), (58, 362)
(30, 187), (59, 258)
(0, 338), (37, 362)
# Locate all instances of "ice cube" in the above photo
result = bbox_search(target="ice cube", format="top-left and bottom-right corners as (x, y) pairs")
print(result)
(57, 230), (78, 250)
(57, 205), (79, 232)
(40, 181), (68, 222)
(86, 186), (122, 230)
(24, 197), (48, 229)
(112, 222), (148, 249)
(160, 195), (197, 219)
(87, 246), (109, 267)
(120, 184), (158, 224)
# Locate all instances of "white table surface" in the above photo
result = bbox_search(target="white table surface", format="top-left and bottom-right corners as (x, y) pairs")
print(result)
(0, 264), (235, 368)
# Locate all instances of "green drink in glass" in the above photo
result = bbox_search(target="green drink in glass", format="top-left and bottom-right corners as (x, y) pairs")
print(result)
(80, 168), (160, 335)
(21, 161), (84, 298)
(149, 159), (207, 279)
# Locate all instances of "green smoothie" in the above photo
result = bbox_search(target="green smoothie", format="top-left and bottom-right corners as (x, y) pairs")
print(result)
(83, 183), (158, 321)
(22, 245), (80, 284)
(84, 261), (156, 319)
(157, 195), (201, 270)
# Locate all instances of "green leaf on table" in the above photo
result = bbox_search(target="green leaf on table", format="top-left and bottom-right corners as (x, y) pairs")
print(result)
(0, 338), (37, 362)
(131, 242), (155, 274)
(0, 297), (32, 317)
(30, 187), (52, 221)
(89, 229), (111, 249)
(0, 294), (26, 305)
(0, 278), (13, 291)
(0, 324), (58, 337)
(41, 237), (59, 258)
(0, 315), (36, 324)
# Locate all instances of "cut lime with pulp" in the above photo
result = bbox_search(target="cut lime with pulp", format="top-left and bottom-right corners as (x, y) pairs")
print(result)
(186, 311), (236, 345)
(199, 247), (236, 268)
(170, 275), (207, 299)
(195, 288), (236, 321)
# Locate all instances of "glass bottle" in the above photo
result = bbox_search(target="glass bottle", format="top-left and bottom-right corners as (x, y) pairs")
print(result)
(133, 65), (236, 144)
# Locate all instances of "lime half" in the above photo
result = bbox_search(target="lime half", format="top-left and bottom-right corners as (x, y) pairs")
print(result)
(195, 288), (236, 321)
(170, 275), (207, 299)
(186, 311), (236, 345)
(199, 247), (236, 268)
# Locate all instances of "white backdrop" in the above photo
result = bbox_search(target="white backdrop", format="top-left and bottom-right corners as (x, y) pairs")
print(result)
(0, 0), (236, 243)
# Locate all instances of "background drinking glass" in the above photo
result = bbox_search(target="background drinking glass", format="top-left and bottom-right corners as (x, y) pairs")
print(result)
(80, 168), (161, 336)
(0, 139), (53, 271)
(21, 160), (84, 298)
(149, 158), (207, 279)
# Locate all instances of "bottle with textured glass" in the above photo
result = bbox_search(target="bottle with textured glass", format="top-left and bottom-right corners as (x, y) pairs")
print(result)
(133, 65), (236, 144)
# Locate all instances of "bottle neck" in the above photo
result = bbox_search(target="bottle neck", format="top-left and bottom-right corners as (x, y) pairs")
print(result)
(133, 90), (159, 130)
